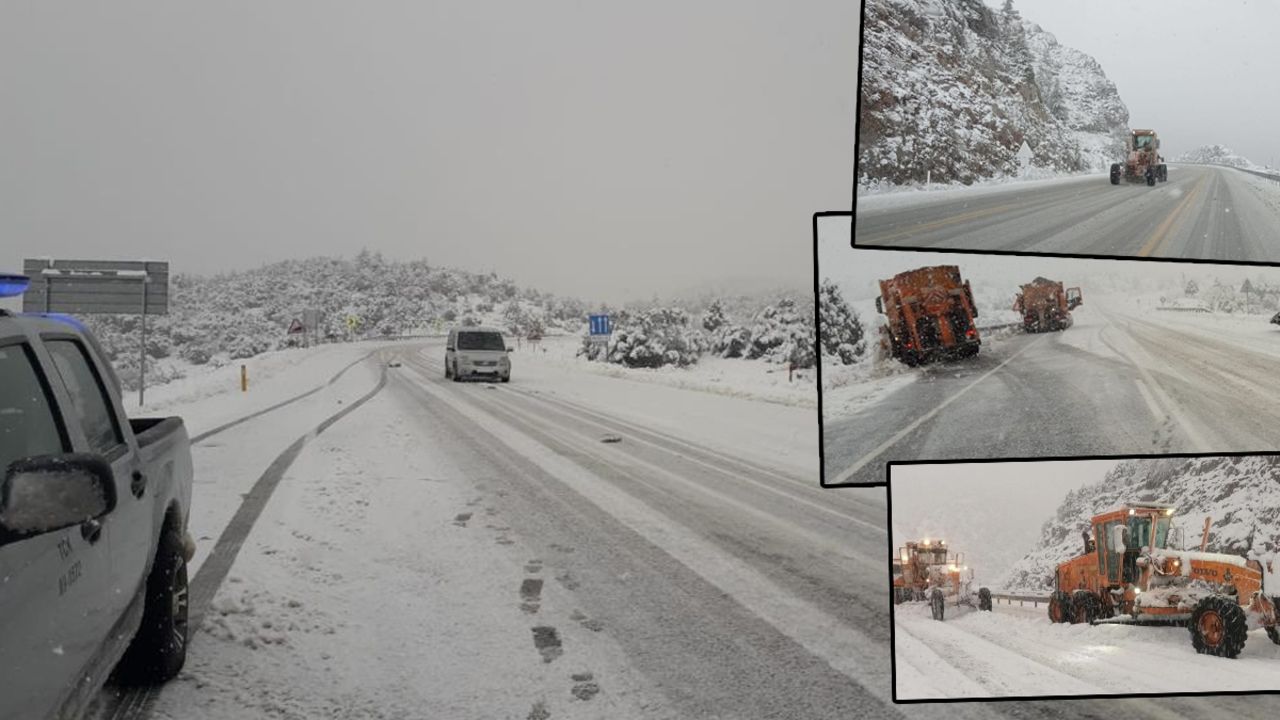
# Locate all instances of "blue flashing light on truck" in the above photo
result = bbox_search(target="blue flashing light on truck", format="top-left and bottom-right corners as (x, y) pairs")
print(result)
(0, 275), (195, 719)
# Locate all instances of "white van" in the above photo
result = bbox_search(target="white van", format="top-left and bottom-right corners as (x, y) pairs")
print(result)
(445, 326), (511, 382)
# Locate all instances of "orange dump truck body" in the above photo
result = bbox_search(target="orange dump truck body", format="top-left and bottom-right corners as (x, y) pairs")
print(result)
(1013, 278), (1081, 332)
(876, 265), (980, 366)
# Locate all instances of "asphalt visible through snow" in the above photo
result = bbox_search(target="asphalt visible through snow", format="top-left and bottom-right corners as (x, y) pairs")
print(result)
(855, 164), (1280, 260)
(824, 326), (1171, 485)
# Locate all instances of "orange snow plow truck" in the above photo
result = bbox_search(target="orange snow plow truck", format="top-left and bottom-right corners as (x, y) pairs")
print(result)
(875, 265), (980, 366)
(1013, 278), (1081, 333)
(1049, 502), (1280, 658)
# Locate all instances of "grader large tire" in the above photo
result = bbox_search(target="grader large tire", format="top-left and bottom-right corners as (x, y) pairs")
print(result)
(1072, 590), (1101, 624)
(1189, 596), (1249, 658)
(978, 587), (993, 612)
(930, 588), (946, 621)
(1110, 164), (1121, 185)
(1048, 590), (1074, 624)
(1265, 597), (1280, 645)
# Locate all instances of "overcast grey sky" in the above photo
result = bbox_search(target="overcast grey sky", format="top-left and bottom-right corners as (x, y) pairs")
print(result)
(987, 0), (1280, 166)
(891, 459), (1118, 583)
(0, 2), (858, 304)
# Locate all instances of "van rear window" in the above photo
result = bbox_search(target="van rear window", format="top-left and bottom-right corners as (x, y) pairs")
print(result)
(457, 332), (505, 351)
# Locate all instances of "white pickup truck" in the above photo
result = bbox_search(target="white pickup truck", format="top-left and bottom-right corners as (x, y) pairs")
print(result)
(0, 302), (195, 719)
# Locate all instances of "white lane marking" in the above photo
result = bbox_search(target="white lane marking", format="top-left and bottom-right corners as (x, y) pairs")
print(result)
(1099, 313), (1212, 452)
(1132, 378), (1166, 424)
(830, 335), (1050, 484)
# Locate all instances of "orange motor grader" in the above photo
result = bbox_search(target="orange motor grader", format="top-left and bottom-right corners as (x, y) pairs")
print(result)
(1110, 129), (1168, 187)
(1048, 502), (1280, 658)
(893, 539), (992, 622)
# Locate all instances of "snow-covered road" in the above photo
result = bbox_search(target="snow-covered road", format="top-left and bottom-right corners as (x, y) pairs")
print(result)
(825, 299), (1280, 484)
(895, 601), (1280, 700)
(856, 164), (1280, 261)
(79, 339), (1280, 719)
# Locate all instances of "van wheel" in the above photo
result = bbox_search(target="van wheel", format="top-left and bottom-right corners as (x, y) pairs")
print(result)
(114, 526), (189, 684)
(501, 374), (510, 383)
(451, 363), (462, 382)
(445, 361), (452, 379)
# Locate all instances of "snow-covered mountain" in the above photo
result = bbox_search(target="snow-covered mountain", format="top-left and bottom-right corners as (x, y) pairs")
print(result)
(1176, 144), (1270, 170)
(1002, 457), (1280, 593)
(857, 0), (1129, 187)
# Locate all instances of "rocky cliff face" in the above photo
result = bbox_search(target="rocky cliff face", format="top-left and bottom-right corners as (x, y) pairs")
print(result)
(858, 0), (1130, 187)
(1001, 457), (1280, 593)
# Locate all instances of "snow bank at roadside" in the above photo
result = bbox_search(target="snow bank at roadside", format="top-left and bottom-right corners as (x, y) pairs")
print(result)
(516, 335), (816, 408)
(125, 339), (396, 436)
(856, 171), (1104, 211)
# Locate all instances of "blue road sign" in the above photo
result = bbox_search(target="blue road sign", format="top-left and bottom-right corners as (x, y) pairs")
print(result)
(588, 314), (612, 336)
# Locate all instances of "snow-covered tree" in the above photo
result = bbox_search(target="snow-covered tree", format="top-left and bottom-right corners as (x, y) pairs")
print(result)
(818, 279), (866, 365)
(747, 297), (816, 369)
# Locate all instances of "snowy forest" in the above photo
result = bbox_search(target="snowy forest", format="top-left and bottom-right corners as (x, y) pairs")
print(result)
(78, 252), (815, 390)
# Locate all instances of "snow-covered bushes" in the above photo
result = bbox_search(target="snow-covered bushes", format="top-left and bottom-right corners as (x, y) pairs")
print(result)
(580, 308), (702, 368)
(817, 279), (866, 365)
(745, 298), (816, 369)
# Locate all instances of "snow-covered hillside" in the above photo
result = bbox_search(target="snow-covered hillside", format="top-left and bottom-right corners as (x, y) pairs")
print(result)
(1002, 456), (1280, 592)
(857, 0), (1129, 189)
(1176, 144), (1274, 172)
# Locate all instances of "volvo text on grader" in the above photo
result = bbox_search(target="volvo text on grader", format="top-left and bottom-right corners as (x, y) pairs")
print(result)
(1111, 129), (1168, 187)
(876, 266), (981, 367)
(893, 539), (992, 621)
(1013, 278), (1082, 333)
(1048, 502), (1280, 658)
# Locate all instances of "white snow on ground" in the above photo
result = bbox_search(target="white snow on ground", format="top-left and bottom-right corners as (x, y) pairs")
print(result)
(464, 338), (818, 476)
(855, 172), (1105, 212)
(122, 337), (824, 716)
(895, 601), (1280, 700)
(519, 335), (817, 409)
(150, 385), (669, 720)
(1127, 302), (1280, 359)
(180, 358), (385, 578)
(125, 339), (401, 435)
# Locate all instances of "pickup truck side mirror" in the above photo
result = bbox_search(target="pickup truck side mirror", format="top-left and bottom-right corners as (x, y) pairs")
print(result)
(0, 454), (116, 544)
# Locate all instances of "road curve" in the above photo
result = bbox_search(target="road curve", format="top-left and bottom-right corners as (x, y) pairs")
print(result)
(855, 164), (1280, 260)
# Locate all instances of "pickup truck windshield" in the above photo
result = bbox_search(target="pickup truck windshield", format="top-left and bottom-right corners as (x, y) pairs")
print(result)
(0, 344), (65, 471)
(457, 332), (505, 351)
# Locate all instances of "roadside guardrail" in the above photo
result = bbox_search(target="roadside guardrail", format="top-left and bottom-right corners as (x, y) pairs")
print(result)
(991, 593), (1051, 608)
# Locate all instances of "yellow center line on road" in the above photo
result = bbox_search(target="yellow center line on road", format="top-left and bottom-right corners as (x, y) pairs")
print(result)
(863, 203), (1021, 243)
(1138, 172), (1207, 257)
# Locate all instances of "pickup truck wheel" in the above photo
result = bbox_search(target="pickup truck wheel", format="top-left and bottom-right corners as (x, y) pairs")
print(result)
(115, 527), (189, 684)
